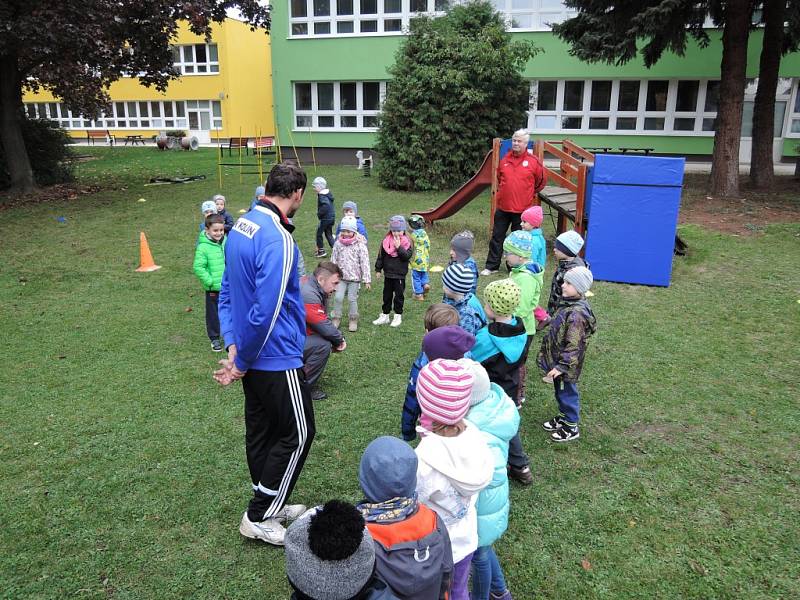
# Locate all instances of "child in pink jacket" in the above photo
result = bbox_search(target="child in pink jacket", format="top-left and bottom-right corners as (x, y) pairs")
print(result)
(330, 215), (371, 332)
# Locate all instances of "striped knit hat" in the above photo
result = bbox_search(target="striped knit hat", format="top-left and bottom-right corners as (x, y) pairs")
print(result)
(555, 230), (584, 257)
(416, 359), (475, 425)
(442, 263), (475, 296)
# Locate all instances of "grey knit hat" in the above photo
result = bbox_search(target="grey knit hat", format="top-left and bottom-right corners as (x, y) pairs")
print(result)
(285, 501), (375, 600)
(389, 215), (407, 232)
(312, 176), (328, 190)
(342, 200), (358, 214)
(564, 266), (593, 295)
(450, 231), (474, 262)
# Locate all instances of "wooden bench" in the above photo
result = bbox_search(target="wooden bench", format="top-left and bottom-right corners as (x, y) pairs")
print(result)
(87, 130), (115, 146)
(585, 146), (612, 153)
(224, 137), (250, 156)
(618, 147), (655, 155)
(253, 136), (276, 158)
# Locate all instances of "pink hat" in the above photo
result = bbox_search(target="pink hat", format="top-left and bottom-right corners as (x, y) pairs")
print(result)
(521, 206), (543, 228)
(416, 359), (475, 425)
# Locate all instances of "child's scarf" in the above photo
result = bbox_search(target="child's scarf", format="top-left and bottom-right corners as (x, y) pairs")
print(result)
(338, 234), (357, 246)
(382, 232), (410, 257)
(357, 495), (418, 523)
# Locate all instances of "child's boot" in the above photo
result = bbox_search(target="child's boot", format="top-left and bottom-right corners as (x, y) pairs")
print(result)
(413, 293), (424, 301)
(372, 313), (390, 325)
(551, 423), (579, 442)
(348, 316), (358, 332)
(315, 247), (326, 258)
(331, 316), (341, 329)
(390, 314), (402, 327)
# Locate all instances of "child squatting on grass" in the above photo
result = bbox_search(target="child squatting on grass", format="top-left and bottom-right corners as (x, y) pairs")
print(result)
(193, 213), (226, 352)
(373, 215), (413, 328)
(330, 215), (371, 333)
(538, 266), (597, 442)
(415, 359), (494, 600)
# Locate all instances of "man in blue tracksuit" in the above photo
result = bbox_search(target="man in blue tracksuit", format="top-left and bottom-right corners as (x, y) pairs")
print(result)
(216, 163), (316, 546)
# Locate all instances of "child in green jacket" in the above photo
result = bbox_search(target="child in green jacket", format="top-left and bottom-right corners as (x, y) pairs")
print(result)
(193, 214), (226, 352)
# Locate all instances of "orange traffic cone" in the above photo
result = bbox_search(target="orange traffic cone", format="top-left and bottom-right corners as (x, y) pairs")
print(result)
(135, 231), (161, 272)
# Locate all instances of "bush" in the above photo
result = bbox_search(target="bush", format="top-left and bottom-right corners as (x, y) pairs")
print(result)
(0, 118), (74, 189)
(375, 1), (538, 191)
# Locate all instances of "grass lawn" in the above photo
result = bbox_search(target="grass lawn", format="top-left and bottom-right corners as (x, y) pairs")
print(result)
(1, 147), (799, 599)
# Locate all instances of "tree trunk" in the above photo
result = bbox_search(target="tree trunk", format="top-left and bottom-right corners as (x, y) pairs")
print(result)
(0, 53), (35, 195)
(710, 0), (751, 198)
(750, 0), (786, 189)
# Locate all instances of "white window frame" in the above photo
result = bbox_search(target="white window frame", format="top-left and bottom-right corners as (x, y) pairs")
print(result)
(23, 100), (223, 130)
(293, 81), (387, 131)
(171, 43), (220, 75)
(490, 0), (577, 32)
(784, 79), (800, 138)
(289, 0), (448, 38)
(528, 79), (732, 136)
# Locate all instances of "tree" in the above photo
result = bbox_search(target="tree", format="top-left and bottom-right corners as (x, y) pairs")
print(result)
(553, 1), (752, 198)
(375, 1), (538, 191)
(750, 0), (800, 189)
(0, 1), (270, 194)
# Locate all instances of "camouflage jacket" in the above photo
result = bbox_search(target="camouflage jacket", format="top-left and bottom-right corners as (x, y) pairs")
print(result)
(537, 297), (596, 382)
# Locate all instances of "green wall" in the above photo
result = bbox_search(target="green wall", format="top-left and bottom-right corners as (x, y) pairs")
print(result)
(270, 1), (800, 153)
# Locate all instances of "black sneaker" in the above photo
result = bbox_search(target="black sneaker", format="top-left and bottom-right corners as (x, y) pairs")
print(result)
(551, 425), (580, 442)
(508, 464), (533, 486)
(211, 339), (223, 352)
(311, 388), (327, 401)
(542, 416), (563, 432)
(314, 250), (327, 258)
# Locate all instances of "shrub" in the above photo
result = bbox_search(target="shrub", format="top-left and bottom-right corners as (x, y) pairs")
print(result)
(375, 1), (538, 191)
(0, 118), (74, 189)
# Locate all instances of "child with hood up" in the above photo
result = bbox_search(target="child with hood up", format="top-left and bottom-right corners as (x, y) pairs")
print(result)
(408, 215), (431, 301)
(462, 360), (519, 600)
(415, 359), (493, 600)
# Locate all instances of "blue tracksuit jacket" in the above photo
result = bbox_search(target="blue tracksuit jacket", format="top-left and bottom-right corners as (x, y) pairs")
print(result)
(219, 200), (306, 372)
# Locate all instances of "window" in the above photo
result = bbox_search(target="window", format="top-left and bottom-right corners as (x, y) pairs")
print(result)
(493, 0), (578, 31)
(290, 0), (448, 37)
(23, 100), (222, 130)
(172, 43), (220, 75)
(526, 79), (737, 136)
(785, 79), (800, 136)
(293, 81), (387, 130)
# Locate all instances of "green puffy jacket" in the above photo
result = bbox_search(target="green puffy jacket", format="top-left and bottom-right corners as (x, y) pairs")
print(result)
(193, 233), (226, 291)
(510, 261), (544, 335)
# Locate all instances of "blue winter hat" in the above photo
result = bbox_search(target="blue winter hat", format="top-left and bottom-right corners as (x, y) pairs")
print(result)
(555, 230), (585, 257)
(342, 200), (358, 214)
(502, 230), (533, 258)
(359, 436), (417, 502)
(201, 200), (216, 214)
(442, 263), (475, 296)
(389, 215), (407, 232)
(254, 185), (265, 199)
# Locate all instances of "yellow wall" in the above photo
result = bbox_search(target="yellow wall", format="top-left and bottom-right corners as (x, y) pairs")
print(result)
(22, 19), (274, 140)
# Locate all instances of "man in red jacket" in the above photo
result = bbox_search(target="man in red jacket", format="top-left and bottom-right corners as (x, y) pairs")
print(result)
(482, 129), (545, 275)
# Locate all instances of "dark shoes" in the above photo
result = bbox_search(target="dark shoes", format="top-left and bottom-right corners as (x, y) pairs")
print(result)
(311, 388), (327, 401)
(211, 339), (223, 352)
(551, 426), (580, 442)
(508, 464), (533, 486)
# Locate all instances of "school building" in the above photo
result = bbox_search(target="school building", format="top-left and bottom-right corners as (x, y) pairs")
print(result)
(271, 0), (800, 164)
(22, 19), (275, 145)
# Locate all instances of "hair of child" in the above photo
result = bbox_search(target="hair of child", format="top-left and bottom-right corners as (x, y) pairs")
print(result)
(205, 213), (225, 228)
(424, 303), (460, 332)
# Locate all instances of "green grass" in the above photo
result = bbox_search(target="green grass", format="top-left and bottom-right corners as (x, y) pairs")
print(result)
(1, 147), (799, 599)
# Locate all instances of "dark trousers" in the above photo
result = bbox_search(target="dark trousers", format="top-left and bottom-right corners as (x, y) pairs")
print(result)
(242, 368), (316, 521)
(303, 334), (332, 389)
(316, 218), (335, 249)
(554, 378), (580, 425)
(513, 335), (535, 404)
(205, 291), (220, 341)
(485, 209), (522, 271)
(507, 432), (529, 469)
(382, 277), (406, 314)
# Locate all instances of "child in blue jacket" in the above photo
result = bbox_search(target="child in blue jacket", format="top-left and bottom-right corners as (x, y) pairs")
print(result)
(312, 176), (335, 257)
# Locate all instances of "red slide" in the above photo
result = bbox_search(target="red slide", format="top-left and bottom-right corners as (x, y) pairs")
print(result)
(413, 150), (494, 224)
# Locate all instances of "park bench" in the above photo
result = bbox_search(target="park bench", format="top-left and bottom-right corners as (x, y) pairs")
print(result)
(585, 146), (612, 153)
(253, 136), (277, 158)
(223, 137), (250, 156)
(87, 130), (115, 146)
(618, 146), (655, 155)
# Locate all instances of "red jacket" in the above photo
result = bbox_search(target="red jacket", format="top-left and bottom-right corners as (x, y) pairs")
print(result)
(495, 150), (545, 213)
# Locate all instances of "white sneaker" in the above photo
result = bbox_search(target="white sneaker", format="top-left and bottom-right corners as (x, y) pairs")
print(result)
(480, 268), (499, 276)
(390, 314), (402, 327)
(372, 313), (390, 325)
(273, 503), (307, 523)
(239, 511), (286, 545)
